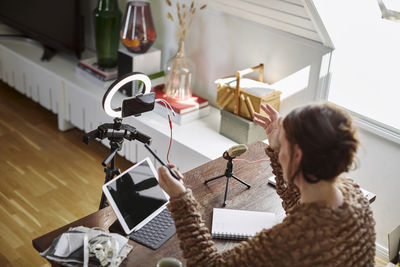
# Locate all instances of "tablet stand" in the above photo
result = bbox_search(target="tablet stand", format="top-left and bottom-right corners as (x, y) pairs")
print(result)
(204, 151), (251, 207)
(83, 117), (152, 210)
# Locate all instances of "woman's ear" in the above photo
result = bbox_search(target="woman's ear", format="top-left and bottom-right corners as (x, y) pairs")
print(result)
(293, 144), (303, 166)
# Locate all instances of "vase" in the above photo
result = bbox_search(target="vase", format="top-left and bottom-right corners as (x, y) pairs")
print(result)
(93, 0), (122, 68)
(120, 0), (156, 54)
(164, 40), (193, 100)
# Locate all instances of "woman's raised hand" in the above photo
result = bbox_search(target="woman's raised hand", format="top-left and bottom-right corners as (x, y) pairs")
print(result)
(253, 104), (281, 150)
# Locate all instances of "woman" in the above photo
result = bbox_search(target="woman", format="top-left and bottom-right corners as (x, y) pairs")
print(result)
(158, 102), (376, 266)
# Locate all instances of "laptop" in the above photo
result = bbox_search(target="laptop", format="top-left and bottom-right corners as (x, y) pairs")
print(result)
(102, 157), (176, 250)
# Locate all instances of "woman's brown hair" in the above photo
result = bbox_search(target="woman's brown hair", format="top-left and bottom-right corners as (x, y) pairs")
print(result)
(282, 102), (359, 183)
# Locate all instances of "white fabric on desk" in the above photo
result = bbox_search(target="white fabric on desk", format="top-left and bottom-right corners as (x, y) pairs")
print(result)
(40, 226), (132, 267)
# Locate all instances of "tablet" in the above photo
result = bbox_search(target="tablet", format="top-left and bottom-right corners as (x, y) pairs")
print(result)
(102, 157), (170, 235)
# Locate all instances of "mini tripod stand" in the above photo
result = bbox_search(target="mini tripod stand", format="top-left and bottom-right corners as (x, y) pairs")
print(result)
(204, 151), (251, 207)
(83, 117), (152, 210)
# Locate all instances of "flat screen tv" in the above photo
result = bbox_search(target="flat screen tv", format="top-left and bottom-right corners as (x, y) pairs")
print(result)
(0, 0), (84, 61)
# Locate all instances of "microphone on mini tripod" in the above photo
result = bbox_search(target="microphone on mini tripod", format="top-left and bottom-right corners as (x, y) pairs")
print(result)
(225, 144), (248, 158)
(206, 144), (251, 207)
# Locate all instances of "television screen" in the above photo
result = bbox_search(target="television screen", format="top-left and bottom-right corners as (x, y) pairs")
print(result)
(0, 0), (84, 60)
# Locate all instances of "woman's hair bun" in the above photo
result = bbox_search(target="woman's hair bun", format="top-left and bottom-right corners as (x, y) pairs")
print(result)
(283, 102), (358, 182)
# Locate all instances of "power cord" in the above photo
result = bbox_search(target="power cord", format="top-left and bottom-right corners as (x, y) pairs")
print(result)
(154, 99), (176, 164)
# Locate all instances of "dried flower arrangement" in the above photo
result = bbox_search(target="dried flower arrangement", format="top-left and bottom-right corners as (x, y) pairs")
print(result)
(164, 0), (206, 100)
(165, 0), (206, 42)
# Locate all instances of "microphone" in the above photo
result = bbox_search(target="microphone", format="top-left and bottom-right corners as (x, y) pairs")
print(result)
(227, 144), (248, 157)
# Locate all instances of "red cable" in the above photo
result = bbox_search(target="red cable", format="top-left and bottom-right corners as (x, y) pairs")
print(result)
(232, 158), (270, 164)
(167, 115), (173, 165)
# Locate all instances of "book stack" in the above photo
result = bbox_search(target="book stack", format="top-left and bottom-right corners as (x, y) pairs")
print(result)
(75, 57), (118, 88)
(152, 84), (210, 125)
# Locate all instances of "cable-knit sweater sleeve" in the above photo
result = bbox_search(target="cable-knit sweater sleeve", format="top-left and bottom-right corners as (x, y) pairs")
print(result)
(265, 146), (300, 213)
(168, 189), (299, 267)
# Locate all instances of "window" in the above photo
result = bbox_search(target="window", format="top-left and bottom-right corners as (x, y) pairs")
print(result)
(314, 0), (400, 140)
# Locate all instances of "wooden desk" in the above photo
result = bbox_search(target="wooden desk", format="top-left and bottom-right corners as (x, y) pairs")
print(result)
(32, 141), (284, 266)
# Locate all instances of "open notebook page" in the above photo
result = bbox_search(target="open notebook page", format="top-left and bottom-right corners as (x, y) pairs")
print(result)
(211, 208), (278, 240)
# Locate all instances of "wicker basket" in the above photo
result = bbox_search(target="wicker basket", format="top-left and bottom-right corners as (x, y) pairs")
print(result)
(216, 64), (281, 120)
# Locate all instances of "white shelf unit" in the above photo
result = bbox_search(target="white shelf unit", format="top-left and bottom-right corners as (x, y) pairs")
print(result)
(0, 39), (237, 173)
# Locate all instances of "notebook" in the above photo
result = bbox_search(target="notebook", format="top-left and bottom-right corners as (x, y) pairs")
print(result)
(211, 208), (278, 240)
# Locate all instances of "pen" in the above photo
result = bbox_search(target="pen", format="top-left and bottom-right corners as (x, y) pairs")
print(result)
(144, 143), (181, 181)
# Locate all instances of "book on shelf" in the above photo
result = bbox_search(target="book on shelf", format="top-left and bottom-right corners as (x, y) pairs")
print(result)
(211, 208), (277, 240)
(152, 84), (208, 115)
(75, 65), (115, 88)
(76, 57), (118, 82)
(151, 84), (210, 125)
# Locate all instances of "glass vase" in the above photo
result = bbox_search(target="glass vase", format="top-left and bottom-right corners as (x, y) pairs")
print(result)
(120, 0), (156, 54)
(164, 40), (193, 100)
(93, 0), (122, 68)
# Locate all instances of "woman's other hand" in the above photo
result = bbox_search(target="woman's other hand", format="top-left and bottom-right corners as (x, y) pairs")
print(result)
(158, 165), (186, 198)
(253, 104), (281, 150)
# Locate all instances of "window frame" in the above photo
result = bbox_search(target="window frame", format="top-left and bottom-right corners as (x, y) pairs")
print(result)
(318, 52), (400, 145)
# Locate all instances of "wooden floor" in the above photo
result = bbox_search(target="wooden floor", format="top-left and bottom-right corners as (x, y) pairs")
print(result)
(0, 81), (132, 266)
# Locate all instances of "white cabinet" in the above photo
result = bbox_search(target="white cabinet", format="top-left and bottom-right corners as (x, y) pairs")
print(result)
(0, 42), (64, 114)
(1, 45), (16, 88)
(12, 53), (25, 95)
(36, 68), (60, 112)
(0, 39), (237, 172)
(64, 81), (88, 130)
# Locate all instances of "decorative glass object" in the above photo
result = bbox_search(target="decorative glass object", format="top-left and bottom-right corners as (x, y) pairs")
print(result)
(164, 40), (193, 100)
(120, 1), (156, 54)
(93, 0), (122, 68)
(163, 1), (206, 100)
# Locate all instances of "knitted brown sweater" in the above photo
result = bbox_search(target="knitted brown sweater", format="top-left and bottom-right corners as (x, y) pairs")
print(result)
(168, 146), (376, 266)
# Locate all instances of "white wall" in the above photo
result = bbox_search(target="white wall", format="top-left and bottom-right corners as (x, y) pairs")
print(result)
(351, 128), (400, 249)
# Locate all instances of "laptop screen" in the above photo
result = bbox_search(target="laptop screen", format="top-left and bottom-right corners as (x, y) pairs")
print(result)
(105, 159), (168, 230)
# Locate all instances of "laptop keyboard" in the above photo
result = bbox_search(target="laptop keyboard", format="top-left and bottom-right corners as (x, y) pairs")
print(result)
(129, 208), (176, 250)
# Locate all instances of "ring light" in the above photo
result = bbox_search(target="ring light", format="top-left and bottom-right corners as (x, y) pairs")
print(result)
(102, 72), (152, 118)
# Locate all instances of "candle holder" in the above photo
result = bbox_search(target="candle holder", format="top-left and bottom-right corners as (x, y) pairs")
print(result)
(120, 1), (156, 54)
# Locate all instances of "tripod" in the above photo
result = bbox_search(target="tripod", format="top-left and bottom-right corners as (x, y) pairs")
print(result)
(83, 118), (152, 210)
(204, 151), (251, 207)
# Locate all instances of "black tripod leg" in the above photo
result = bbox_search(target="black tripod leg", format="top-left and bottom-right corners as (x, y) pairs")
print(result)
(99, 159), (120, 210)
(204, 174), (225, 184)
(232, 175), (251, 189)
(222, 177), (230, 207)
(99, 192), (107, 210)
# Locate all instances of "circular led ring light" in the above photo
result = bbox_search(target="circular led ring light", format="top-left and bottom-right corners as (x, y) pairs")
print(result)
(102, 72), (151, 118)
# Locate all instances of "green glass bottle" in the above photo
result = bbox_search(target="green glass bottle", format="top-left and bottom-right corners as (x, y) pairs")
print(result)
(93, 0), (122, 68)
